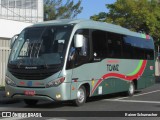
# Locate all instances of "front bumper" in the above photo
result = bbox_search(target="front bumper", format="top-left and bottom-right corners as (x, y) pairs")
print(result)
(5, 82), (71, 101)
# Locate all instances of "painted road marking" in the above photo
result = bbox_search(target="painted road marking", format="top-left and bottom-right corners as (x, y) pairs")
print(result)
(115, 89), (160, 100)
(104, 99), (160, 104)
(46, 118), (67, 120)
(0, 117), (25, 120)
(103, 90), (160, 104)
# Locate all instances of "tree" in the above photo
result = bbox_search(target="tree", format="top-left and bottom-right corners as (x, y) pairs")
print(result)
(90, 0), (160, 46)
(44, 0), (83, 21)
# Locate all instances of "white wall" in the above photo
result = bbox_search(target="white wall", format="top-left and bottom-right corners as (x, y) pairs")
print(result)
(0, 19), (33, 86)
(0, 19), (32, 38)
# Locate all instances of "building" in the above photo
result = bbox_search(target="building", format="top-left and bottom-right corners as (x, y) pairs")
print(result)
(0, 0), (43, 23)
(0, 0), (44, 86)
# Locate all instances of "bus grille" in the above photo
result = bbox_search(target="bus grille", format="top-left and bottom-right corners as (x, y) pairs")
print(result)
(8, 64), (61, 80)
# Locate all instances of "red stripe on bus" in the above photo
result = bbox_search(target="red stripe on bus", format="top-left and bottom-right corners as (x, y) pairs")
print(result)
(91, 60), (147, 95)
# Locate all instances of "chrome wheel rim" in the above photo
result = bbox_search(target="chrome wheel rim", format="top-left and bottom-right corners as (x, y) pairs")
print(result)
(129, 83), (134, 94)
(77, 88), (85, 103)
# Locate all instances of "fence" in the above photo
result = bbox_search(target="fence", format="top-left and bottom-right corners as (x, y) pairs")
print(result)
(0, 47), (10, 86)
(0, 38), (10, 86)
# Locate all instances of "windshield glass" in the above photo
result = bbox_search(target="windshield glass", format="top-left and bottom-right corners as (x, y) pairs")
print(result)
(9, 25), (73, 66)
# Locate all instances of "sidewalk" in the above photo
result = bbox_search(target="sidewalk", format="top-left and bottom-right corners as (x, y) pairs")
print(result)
(0, 88), (20, 104)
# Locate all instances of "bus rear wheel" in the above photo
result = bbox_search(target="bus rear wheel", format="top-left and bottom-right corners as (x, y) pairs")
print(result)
(127, 82), (135, 96)
(74, 86), (86, 106)
(24, 99), (38, 106)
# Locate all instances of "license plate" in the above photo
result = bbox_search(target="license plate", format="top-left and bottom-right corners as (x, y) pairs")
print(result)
(24, 90), (35, 96)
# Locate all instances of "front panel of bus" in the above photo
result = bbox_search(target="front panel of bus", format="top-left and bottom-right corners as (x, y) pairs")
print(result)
(5, 25), (74, 101)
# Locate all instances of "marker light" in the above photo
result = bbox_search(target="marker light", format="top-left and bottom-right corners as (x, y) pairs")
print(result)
(46, 77), (65, 88)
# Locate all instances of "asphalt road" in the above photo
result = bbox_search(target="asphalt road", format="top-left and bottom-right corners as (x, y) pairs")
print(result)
(0, 81), (160, 120)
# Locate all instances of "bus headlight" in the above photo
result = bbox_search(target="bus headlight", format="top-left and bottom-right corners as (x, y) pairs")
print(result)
(5, 76), (16, 87)
(46, 77), (65, 88)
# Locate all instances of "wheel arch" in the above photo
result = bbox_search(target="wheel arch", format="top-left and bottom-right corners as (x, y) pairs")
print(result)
(132, 79), (138, 90)
(78, 82), (91, 97)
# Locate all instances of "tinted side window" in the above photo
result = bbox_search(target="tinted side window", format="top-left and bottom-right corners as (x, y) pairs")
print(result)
(92, 30), (107, 59)
(123, 36), (154, 60)
(107, 33), (122, 58)
(92, 30), (123, 59)
(144, 39), (154, 60)
(122, 37), (134, 59)
(67, 29), (90, 69)
(91, 30), (154, 61)
(75, 29), (90, 59)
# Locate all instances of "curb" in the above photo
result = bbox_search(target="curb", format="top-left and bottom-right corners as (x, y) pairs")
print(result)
(0, 91), (21, 104)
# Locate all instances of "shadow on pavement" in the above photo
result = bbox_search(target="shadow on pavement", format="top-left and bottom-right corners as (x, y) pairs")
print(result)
(155, 76), (160, 83)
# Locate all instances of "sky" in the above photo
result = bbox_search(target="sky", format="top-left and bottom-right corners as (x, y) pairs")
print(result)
(77, 0), (116, 19)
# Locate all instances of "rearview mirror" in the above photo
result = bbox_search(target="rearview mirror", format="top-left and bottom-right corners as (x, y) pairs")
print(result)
(74, 34), (83, 48)
(10, 34), (19, 49)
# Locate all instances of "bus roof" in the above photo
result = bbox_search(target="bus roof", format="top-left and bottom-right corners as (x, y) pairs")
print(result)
(32, 19), (151, 39)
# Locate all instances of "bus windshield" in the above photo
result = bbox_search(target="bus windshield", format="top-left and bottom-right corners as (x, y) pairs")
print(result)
(9, 25), (73, 67)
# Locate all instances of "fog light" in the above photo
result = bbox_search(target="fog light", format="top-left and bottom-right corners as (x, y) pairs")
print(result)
(56, 94), (61, 99)
(6, 91), (10, 96)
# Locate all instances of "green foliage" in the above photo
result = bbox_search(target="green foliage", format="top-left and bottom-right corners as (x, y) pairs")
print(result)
(44, 0), (83, 21)
(0, 86), (5, 91)
(90, 0), (160, 47)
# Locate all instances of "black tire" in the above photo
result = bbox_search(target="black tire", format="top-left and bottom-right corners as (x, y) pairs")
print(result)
(74, 86), (86, 106)
(127, 82), (135, 96)
(24, 99), (38, 106)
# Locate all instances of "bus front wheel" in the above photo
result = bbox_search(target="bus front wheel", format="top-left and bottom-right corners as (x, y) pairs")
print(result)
(74, 86), (86, 106)
(128, 82), (135, 96)
(24, 99), (38, 106)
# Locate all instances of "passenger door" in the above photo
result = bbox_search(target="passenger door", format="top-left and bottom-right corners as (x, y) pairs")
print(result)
(67, 29), (91, 99)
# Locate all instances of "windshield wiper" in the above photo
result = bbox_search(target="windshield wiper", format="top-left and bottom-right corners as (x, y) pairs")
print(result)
(36, 39), (43, 58)
(28, 28), (46, 58)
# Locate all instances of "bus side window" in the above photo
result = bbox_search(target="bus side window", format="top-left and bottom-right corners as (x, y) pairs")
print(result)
(75, 29), (90, 66)
(67, 29), (90, 69)
(107, 33), (123, 58)
(92, 30), (106, 60)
